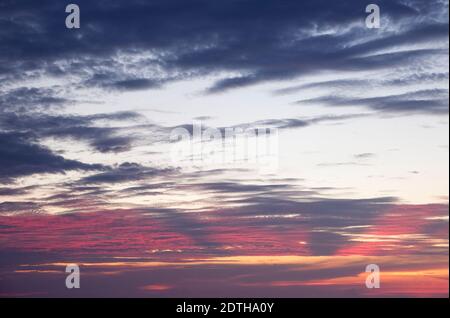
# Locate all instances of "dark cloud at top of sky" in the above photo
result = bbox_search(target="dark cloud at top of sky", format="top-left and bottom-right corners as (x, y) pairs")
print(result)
(0, 0), (447, 113)
(0, 0), (420, 60)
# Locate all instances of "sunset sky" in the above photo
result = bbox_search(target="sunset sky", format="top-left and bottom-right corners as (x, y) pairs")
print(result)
(0, 0), (448, 297)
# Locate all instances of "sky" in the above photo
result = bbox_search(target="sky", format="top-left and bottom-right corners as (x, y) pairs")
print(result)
(0, 0), (448, 297)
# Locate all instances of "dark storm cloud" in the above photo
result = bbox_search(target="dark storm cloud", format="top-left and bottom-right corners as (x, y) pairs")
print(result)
(0, 0), (447, 111)
(0, 0), (418, 59)
(0, 132), (104, 183)
(0, 111), (143, 153)
(0, 87), (71, 112)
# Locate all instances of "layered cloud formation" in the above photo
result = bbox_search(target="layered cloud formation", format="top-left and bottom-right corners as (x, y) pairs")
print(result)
(0, 0), (448, 297)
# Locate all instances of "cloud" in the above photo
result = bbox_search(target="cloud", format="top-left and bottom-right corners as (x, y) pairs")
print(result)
(118, 183), (175, 195)
(0, 111), (144, 153)
(0, 0), (447, 109)
(297, 89), (449, 114)
(201, 114), (370, 136)
(0, 87), (72, 112)
(0, 186), (35, 197)
(109, 78), (163, 91)
(0, 0), (448, 298)
(275, 73), (449, 96)
(0, 201), (41, 215)
(78, 162), (177, 184)
(0, 132), (104, 183)
(0, 199), (447, 257)
(354, 153), (375, 159)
